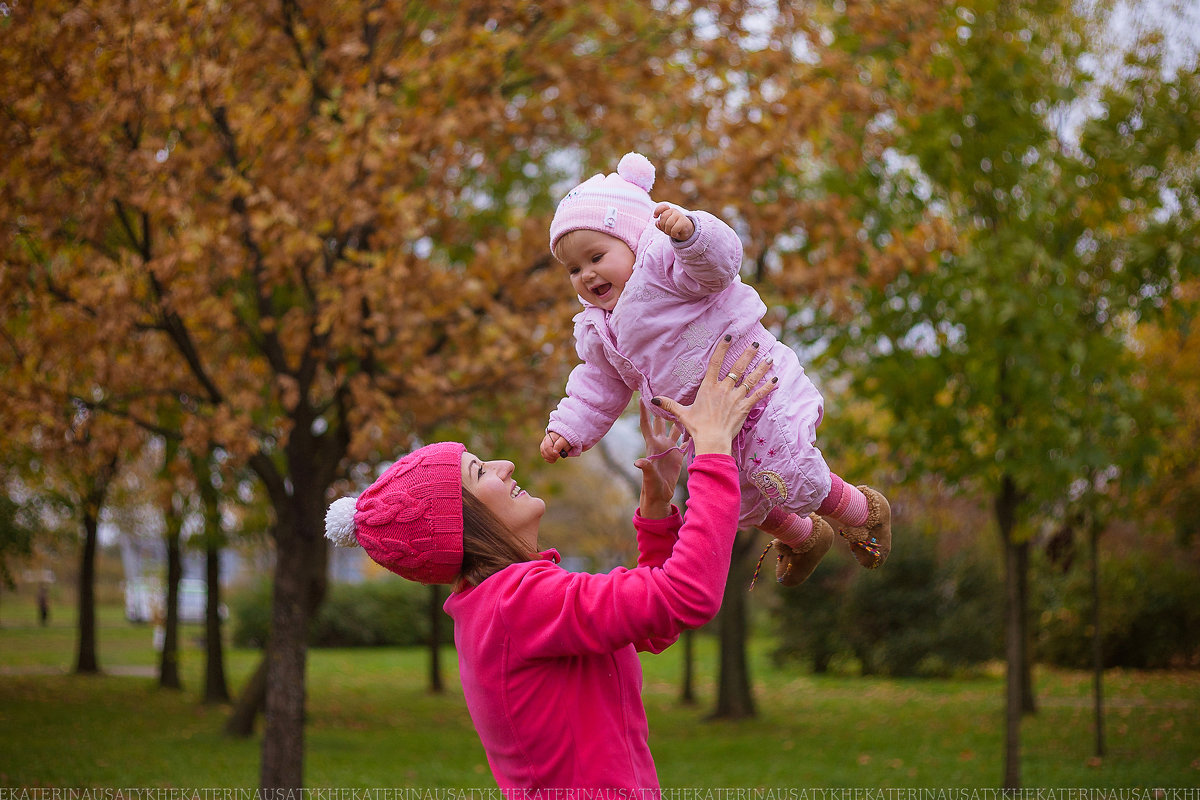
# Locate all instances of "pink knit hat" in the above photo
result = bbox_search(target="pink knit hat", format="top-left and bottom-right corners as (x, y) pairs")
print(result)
(549, 152), (657, 256)
(324, 442), (466, 585)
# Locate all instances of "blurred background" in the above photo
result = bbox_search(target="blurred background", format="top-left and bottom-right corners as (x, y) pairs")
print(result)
(1, 0), (1197, 791)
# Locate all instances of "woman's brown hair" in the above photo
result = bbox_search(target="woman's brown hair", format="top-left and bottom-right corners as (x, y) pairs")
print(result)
(457, 490), (536, 588)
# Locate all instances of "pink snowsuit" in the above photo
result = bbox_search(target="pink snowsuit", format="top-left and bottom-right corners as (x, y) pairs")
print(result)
(443, 454), (741, 790)
(547, 209), (832, 528)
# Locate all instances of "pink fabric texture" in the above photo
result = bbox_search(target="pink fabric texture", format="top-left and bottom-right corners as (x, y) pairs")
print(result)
(818, 473), (847, 517)
(761, 506), (814, 549)
(443, 455), (740, 791)
(819, 475), (869, 527)
(837, 485), (870, 528)
(549, 153), (658, 255)
(545, 208), (832, 526)
(352, 441), (465, 585)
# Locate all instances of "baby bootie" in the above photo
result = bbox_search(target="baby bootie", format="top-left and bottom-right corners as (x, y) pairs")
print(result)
(837, 486), (891, 569)
(773, 514), (834, 587)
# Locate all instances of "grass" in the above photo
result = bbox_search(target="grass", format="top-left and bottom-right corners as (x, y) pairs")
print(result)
(1, 597), (1197, 789)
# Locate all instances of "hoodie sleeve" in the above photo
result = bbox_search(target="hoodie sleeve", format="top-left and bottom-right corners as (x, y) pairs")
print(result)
(631, 506), (686, 653)
(658, 208), (744, 298)
(546, 325), (634, 456)
(497, 455), (740, 660)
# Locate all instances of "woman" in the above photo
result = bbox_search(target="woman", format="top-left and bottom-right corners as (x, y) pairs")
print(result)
(325, 335), (776, 790)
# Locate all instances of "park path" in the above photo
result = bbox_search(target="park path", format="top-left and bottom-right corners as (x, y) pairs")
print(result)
(0, 664), (156, 677)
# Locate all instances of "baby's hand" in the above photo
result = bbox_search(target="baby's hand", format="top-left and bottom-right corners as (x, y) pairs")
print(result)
(653, 203), (695, 241)
(540, 432), (570, 463)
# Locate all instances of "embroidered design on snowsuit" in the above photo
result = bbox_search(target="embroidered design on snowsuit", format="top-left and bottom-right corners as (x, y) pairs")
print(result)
(750, 467), (789, 505)
(671, 357), (704, 385)
(681, 320), (712, 351)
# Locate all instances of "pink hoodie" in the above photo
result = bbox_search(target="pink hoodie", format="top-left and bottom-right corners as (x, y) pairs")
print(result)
(442, 454), (740, 791)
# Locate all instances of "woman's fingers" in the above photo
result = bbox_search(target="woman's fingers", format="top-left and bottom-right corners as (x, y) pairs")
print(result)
(741, 353), (774, 392)
(650, 395), (679, 417)
(650, 330), (779, 456)
(703, 334), (734, 385)
(723, 339), (759, 385)
(747, 373), (779, 408)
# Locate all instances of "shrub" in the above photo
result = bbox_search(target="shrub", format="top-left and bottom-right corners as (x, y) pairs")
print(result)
(771, 556), (855, 674)
(231, 581), (273, 649)
(1036, 550), (1200, 669)
(231, 579), (436, 648)
(774, 531), (1003, 677)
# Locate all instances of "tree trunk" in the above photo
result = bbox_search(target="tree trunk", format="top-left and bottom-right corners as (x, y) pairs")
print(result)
(256, 435), (330, 791)
(159, 501), (184, 690)
(680, 629), (696, 705)
(1018, 538), (1036, 715)
(259, 517), (326, 789)
(74, 511), (100, 675)
(429, 584), (443, 694)
(251, 399), (347, 787)
(204, 536), (230, 704)
(73, 458), (116, 676)
(226, 656), (268, 737)
(261, 533), (308, 789)
(195, 455), (228, 705)
(198, 452), (230, 704)
(710, 530), (758, 720)
(1090, 521), (1105, 757)
(996, 474), (1022, 789)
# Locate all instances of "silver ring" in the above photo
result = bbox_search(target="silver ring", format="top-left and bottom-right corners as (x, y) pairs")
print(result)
(727, 371), (742, 383)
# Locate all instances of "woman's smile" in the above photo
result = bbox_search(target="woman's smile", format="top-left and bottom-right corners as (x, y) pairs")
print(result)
(462, 452), (544, 551)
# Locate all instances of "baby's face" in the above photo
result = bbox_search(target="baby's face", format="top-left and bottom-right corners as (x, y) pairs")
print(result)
(556, 229), (636, 311)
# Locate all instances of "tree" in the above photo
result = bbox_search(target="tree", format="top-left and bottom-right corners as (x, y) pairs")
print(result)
(1136, 281), (1200, 543)
(813, 0), (1200, 786)
(0, 276), (140, 672)
(3, 0), (964, 785)
(157, 440), (187, 691)
(0, 474), (38, 597)
(195, 449), (232, 704)
(711, 531), (761, 719)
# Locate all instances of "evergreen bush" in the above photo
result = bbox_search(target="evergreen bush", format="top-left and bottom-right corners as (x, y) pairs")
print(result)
(1036, 550), (1200, 669)
(232, 579), (435, 648)
(774, 530), (1002, 676)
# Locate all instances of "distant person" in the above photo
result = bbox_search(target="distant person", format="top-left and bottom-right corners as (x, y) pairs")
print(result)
(539, 151), (891, 585)
(326, 338), (769, 790)
(37, 584), (49, 627)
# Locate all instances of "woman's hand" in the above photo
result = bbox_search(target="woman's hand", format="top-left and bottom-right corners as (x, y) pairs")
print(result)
(650, 333), (777, 457)
(634, 401), (685, 519)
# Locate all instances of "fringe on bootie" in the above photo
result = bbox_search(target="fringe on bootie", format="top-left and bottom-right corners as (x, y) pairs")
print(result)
(768, 514), (834, 588)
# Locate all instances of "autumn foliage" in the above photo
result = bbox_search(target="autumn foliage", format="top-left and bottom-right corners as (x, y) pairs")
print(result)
(1, 0), (965, 788)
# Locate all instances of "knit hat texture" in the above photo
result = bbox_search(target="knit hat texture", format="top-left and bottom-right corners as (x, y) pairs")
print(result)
(324, 441), (466, 585)
(549, 152), (657, 256)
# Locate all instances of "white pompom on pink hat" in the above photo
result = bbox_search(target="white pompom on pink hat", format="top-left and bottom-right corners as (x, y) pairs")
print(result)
(549, 152), (657, 256)
(324, 441), (467, 585)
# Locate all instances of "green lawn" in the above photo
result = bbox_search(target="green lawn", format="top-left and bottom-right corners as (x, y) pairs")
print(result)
(1, 598), (1197, 788)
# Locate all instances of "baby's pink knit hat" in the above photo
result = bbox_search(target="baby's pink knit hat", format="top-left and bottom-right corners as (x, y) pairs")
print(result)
(549, 152), (657, 256)
(324, 442), (466, 585)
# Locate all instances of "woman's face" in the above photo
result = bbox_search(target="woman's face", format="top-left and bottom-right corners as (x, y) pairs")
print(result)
(460, 452), (545, 552)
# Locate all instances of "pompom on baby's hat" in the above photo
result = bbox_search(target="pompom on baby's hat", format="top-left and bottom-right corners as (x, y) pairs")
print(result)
(549, 152), (657, 256)
(323, 442), (466, 585)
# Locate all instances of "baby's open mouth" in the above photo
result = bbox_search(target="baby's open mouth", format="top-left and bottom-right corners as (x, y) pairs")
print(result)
(592, 283), (613, 299)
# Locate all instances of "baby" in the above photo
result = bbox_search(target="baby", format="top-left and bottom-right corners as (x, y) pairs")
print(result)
(539, 152), (891, 584)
